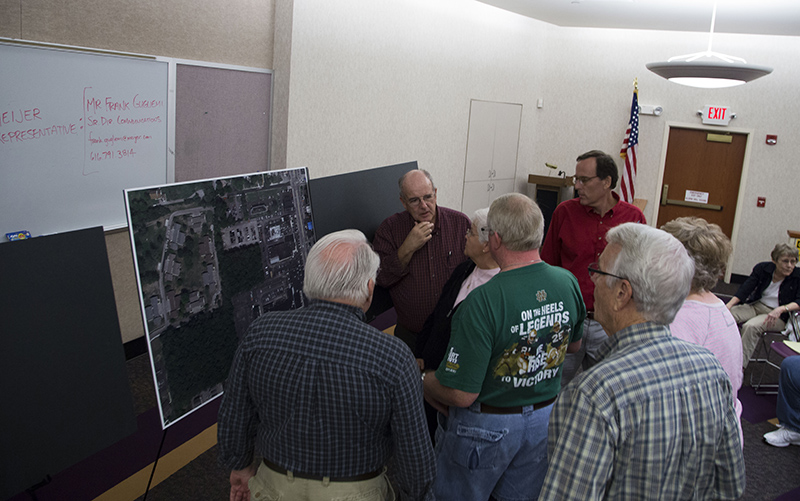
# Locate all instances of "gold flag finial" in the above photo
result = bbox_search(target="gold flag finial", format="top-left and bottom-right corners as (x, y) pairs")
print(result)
(633, 78), (639, 91)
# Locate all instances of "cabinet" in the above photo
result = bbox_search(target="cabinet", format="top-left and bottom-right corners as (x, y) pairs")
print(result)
(461, 100), (522, 217)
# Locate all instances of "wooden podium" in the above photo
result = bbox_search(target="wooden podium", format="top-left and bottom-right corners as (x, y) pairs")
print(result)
(528, 174), (574, 236)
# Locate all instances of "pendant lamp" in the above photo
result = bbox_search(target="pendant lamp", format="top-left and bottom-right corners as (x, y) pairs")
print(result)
(646, 3), (772, 88)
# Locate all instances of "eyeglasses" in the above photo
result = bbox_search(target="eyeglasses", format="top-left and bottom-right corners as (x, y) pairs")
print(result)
(574, 176), (598, 185)
(404, 193), (435, 207)
(466, 227), (488, 237)
(588, 262), (628, 282)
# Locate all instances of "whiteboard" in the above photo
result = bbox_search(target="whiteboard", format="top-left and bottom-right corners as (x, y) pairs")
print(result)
(0, 42), (168, 237)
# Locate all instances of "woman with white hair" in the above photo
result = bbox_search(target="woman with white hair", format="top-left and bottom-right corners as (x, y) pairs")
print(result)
(662, 217), (742, 443)
(415, 208), (499, 440)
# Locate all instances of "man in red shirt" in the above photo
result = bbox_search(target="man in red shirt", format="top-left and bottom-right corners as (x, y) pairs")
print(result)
(541, 150), (645, 386)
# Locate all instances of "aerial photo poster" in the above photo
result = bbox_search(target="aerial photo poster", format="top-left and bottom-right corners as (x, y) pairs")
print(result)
(125, 167), (315, 428)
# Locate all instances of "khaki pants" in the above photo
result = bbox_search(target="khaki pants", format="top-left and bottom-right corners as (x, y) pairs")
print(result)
(248, 462), (395, 501)
(731, 301), (786, 369)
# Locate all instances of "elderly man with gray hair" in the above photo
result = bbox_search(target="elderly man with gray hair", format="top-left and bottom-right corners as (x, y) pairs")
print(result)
(218, 229), (435, 501)
(423, 193), (584, 501)
(539, 223), (745, 501)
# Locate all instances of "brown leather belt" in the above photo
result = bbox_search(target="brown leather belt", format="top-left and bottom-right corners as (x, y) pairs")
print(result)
(262, 458), (383, 482)
(479, 396), (557, 414)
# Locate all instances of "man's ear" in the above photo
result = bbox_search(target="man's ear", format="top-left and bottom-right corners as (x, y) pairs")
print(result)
(488, 232), (500, 253)
(614, 279), (634, 311)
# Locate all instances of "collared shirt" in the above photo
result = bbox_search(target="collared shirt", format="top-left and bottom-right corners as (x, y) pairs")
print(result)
(540, 193), (645, 311)
(217, 300), (435, 501)
(373, 206), (471, 332)
(540, 322), (745, 501)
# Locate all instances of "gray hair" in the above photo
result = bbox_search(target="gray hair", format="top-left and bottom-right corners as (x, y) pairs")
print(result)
(472, 208), (490, 244)
(486, 193), (544, 251)
(661, 217), (731, 293)
(772, 243), (798, 262)
(398, 169), (435, 198)
(605, 223), (694, 325)
(303, 229), (380, 304)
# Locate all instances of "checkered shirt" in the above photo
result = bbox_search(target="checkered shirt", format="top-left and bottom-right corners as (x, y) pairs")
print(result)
(540, 322), (745, 500)
(217, 300), (435, 500)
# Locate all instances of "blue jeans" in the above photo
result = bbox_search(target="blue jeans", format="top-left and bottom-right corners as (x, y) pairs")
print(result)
(433, 401), (552, 501)
(560, 319), (607, 388)
(778, 356), (800, 433)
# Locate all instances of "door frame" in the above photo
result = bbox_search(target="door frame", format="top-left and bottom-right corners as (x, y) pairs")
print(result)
(653, 121), (755, 283)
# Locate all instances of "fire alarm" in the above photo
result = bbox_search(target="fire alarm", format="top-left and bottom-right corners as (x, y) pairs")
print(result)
(766, 135), (778, 145)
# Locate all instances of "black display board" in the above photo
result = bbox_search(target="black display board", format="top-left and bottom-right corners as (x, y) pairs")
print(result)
(309, 161), (417, 321)
(0, 227), (137, 500)
(309, 161), (416, 242)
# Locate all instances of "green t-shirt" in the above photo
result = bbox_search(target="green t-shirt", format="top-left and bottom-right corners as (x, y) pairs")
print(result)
(436, 262), (586, 407)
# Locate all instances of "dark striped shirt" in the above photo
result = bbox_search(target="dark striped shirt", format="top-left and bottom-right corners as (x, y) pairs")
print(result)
(373, 206), (470, 332)
(217, 300), (435, 500)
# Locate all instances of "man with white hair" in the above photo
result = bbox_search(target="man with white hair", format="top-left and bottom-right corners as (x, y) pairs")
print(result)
(539, 223), (745, 500)
(374, 169), (471, 350)
(423, 193), (585, 501)
(218, 229), (435, 501)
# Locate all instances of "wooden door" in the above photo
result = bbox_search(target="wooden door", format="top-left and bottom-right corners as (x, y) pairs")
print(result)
(656, 128), (747, 238)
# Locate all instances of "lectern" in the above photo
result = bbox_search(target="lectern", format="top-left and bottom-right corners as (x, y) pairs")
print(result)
(528, 174), (574, 235)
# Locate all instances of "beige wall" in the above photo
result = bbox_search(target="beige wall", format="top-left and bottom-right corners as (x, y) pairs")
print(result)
(0, 0), (274, 68)
(284, 0), (800, 277)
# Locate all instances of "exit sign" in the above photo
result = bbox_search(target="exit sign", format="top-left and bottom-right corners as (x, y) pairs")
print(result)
(702, 105), (733, 126)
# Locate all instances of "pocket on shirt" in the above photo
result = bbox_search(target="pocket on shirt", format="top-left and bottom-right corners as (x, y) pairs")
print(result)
(445, 423), (507, 470)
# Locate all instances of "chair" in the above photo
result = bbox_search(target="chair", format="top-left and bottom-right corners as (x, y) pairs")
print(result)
(750, 312), (800, 395)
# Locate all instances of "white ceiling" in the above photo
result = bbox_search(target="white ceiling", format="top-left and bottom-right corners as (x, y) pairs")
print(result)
(477, 0), (800, 37)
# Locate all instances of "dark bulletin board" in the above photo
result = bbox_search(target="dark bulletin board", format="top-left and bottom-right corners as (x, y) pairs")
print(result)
(0, 227), (136, 500)
(309, 161), (417, 321)
(309, 161), (417, 242)
(175, 63), (272, 183)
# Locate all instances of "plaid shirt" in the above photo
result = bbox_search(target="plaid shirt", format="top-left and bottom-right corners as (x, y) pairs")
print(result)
(373, 206), (470, 332)
(540, 322), (745, 500)
(217, 300), (435, 500)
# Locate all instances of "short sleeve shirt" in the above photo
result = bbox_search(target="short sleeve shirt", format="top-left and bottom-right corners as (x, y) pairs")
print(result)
(436, 262), (585, 407)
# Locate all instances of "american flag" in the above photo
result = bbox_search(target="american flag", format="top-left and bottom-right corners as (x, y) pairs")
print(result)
(620, 88), (639, 204)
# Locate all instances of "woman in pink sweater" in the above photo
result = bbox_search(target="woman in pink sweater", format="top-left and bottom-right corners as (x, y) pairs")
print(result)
(663, 217), (743, 443)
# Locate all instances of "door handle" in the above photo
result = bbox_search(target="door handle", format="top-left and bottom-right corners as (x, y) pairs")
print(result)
(660, 184), (722, 210)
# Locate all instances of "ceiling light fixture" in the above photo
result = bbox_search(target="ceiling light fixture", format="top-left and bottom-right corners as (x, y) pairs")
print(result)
(646, 3), (772, 88)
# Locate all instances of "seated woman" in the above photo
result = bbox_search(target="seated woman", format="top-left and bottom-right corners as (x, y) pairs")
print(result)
(415, 207), (499, 440)
(662, 217), (742, 442)
(726, 243), (800, 368)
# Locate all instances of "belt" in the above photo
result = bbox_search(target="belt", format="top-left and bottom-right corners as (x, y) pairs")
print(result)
(586, 311), (595, 320)
(262, 458), (383, 482)
(479, 396), (557, 414)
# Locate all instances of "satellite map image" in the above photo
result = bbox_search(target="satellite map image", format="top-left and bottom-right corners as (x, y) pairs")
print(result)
(125, 167), (315, 427)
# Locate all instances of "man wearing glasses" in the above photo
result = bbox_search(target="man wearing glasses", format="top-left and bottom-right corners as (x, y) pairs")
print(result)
(422, 193), (584, 501)
(540, 150), (645, 386)
(539, 223), (745, 500)
(373, 169), (471, 350)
